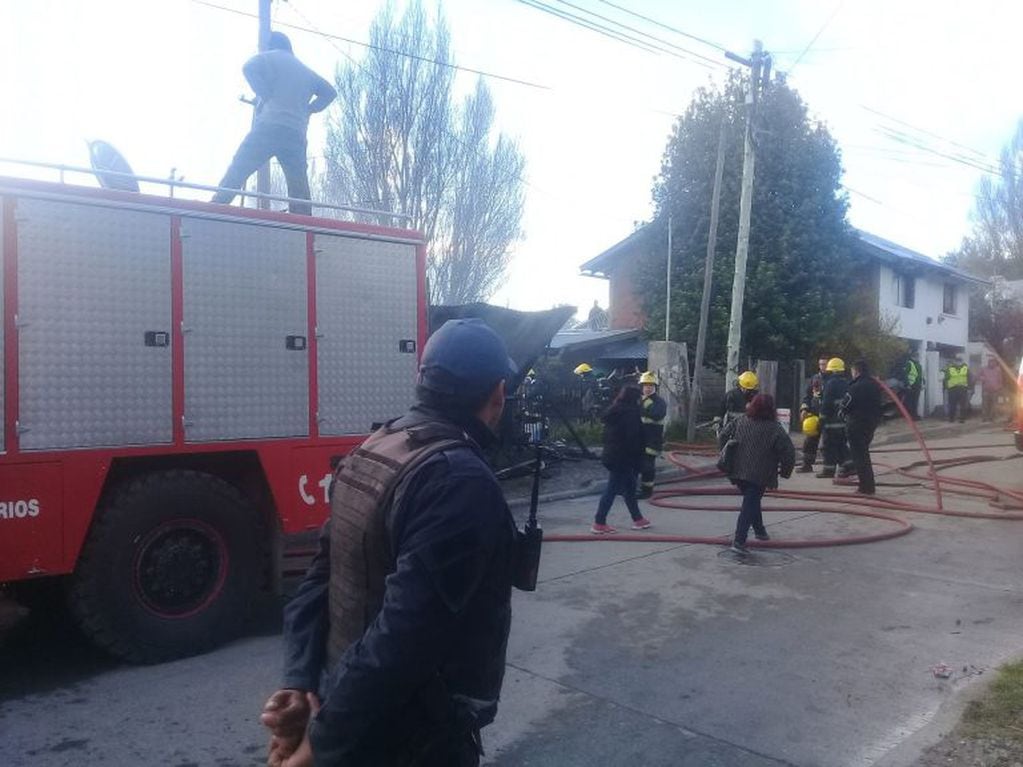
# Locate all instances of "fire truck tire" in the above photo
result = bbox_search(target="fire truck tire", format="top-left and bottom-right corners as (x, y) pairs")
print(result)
(69, 470), (263, 664)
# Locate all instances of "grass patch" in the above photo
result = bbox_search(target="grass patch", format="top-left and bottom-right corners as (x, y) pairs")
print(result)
(961, 660), (1023, 740)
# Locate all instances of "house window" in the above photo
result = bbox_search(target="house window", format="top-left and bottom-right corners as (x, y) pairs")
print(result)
(893, 273), (915, 308)
(943, 283), (957, 314)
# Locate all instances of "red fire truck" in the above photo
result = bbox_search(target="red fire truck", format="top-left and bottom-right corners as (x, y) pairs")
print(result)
(0, 166), (426, 662)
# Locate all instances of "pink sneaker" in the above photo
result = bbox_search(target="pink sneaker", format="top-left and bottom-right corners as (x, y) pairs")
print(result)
(590, 523), (617, 535)
(631, 517), (653, 530)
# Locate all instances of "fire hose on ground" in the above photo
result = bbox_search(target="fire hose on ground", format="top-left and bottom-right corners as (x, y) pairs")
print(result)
(543, 378), (1023, 549)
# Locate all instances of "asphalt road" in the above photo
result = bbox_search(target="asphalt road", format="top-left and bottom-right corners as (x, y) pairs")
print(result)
(2, 429), (1021, 767)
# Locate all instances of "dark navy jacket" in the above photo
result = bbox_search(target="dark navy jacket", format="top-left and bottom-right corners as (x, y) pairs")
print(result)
(281, 406), (515, 764)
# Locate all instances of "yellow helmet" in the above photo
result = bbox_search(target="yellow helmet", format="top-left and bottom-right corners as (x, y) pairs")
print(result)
(573, 363), (593, 375)
(801, 414), (821, 437)
(638, 371), (658, 385)
(826, 357), (846, 373)
(737, 371), (759, 391)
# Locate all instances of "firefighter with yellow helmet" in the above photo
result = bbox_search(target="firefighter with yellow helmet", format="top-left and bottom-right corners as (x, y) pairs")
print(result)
(817, 357), (852, 478)
(719, 371), (759, 428)
(797, 356), (829, 472)
(637, 371), (667, 499)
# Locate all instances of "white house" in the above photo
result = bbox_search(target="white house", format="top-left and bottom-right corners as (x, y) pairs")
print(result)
(857, 231), (988, 416)
(582, 226), (987, 418)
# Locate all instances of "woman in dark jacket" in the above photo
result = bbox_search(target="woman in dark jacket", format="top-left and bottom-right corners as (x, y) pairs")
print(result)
(592, 386), (652, 534)
(718, 393), (795, 553)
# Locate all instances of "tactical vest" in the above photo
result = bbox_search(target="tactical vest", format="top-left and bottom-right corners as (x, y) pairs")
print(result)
(326, 419), (468, 668)
(946, 363), (969, 389)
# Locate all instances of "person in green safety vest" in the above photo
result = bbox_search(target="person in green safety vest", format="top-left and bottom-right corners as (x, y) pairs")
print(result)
(903, 354), (923, 420)
(637, 371), (667, 499)
(942, 355), (970, 423)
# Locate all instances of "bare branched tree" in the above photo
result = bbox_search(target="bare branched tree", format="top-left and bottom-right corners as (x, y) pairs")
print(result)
(323, 1), (524, 305)
(947, 119), (1023, 279)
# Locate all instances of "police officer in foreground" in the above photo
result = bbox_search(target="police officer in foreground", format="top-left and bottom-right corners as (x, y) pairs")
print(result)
(637, 371), (667, 499)
(817, 357), (852, 479)
(841, 359), (883, 495)
(261, 319), (517, 767)
(719, 371), (759, 429)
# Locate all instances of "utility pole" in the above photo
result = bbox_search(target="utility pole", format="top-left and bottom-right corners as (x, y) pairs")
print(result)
(255, 0), (272, 209)
(687, 120), (727, 442)
(724, 40), (768, 390)
(665, 214), (673, 341)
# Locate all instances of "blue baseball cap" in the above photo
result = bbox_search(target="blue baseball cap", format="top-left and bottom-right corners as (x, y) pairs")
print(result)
(419, 319), (517, 397)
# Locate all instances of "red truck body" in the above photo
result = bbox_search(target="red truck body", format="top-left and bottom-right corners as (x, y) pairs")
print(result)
(0, 175), (426, 660)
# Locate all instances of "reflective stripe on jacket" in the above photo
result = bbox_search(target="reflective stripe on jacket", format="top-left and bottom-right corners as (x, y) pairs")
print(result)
(945, 364), (969, 389)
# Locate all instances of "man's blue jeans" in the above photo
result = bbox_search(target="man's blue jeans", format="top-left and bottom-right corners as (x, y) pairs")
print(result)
(213, 123), (311, 214)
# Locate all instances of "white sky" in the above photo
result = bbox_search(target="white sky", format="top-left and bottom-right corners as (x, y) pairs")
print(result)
(1, 0), (1020, 319)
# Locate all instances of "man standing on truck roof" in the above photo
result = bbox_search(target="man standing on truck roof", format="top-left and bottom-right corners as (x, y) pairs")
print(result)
(260, 318), (518, 767)
(212, 32), (335, 215)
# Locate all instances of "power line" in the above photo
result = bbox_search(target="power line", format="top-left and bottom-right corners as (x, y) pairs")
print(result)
(877, 127), (1002, 176)
(513, 0), (725, 70)
(549, 0), (727, 68)
(515, 0), (661, 55)
(189, 0), (552, 90)
(592, 0), (728, 54)
(861, 105), (992, 162)
(787, 0), (845, 74)
(195, 0), (685, 122)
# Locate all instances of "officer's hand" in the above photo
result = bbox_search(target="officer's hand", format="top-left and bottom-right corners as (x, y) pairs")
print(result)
(280, 695), (320, 767)
(261, 689), (311, 738)
(268, 734), (302, 767)
(280, 738), (313, 767)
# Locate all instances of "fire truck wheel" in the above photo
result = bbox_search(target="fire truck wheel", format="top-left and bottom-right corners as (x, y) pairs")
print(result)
(69, 470), (263, 664)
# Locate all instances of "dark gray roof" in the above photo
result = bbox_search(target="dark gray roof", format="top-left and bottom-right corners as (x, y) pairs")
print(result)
(549, 327), (643, 352)
(598, 337), (649, 360)
(579, 223), (653, 277)
(855, 230), (988, 285)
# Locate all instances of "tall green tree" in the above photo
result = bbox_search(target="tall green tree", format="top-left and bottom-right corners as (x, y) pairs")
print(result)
(323, 1), (525, 305)
(635, 73), (863, 368)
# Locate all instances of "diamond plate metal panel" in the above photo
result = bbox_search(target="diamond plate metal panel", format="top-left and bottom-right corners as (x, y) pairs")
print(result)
(17, 198), (172, 450)
(182, 218), (308, 442)
(315, 235), (418, 435)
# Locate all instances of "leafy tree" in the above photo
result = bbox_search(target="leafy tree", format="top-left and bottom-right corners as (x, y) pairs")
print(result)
(322, 1), (525, 305)
(634, 73), (863, 369)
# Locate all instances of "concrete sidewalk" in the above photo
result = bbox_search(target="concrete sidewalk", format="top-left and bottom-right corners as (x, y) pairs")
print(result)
(485, 435), (1023, 766)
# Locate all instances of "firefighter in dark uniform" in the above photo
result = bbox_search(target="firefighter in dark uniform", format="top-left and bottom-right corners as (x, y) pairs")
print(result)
(718, 371), (759, 430)
(797, 357), (828, 472)
(817, 357), (851, 479)
(260, 318), (517, 767)
(637, 371), (667, 499)
(842, 359), (883, 495)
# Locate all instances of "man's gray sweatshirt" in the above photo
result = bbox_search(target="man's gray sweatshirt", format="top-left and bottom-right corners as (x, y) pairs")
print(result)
(243, 49), (336, 134)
